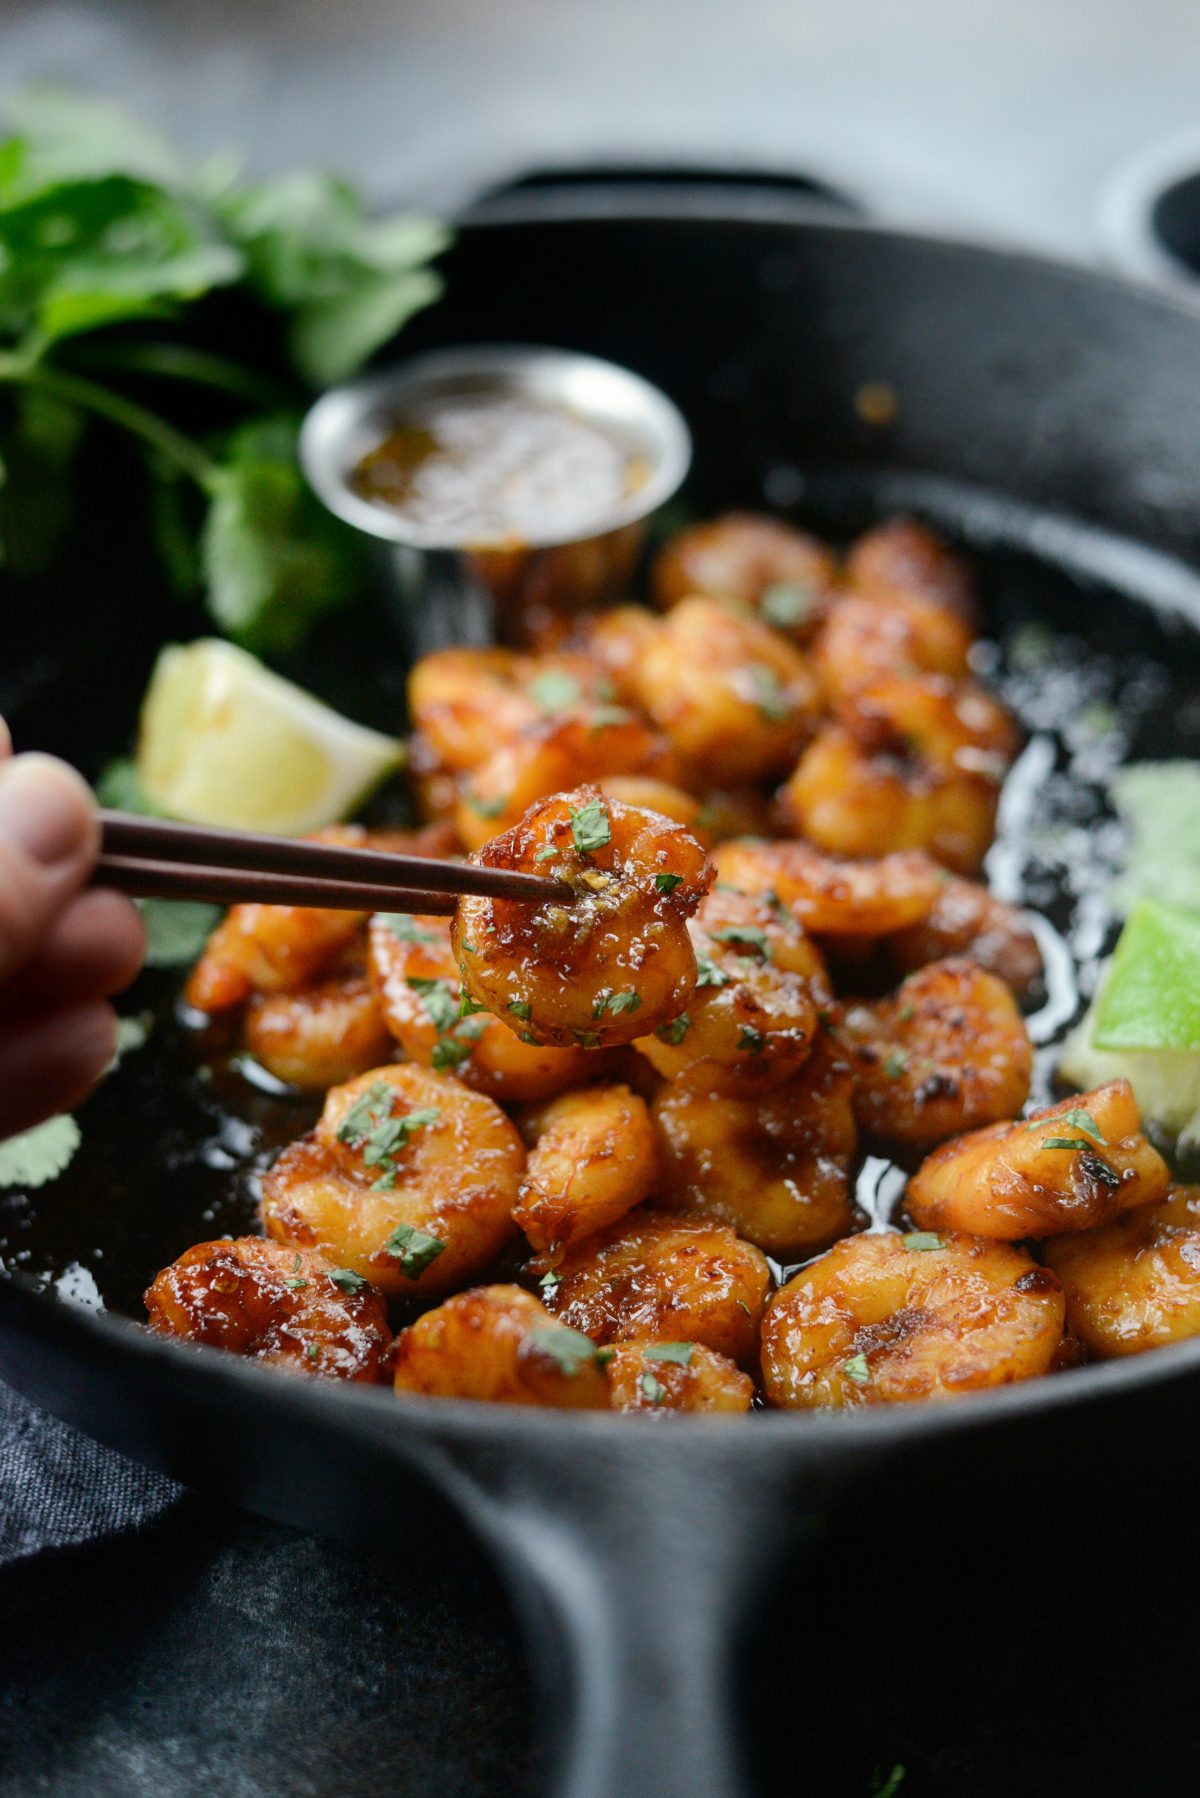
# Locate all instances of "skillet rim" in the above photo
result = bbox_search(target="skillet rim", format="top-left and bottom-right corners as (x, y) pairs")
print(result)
(5, 204), (1200, 1455)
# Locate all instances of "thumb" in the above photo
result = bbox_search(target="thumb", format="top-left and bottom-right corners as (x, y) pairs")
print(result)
(0, 754), (99, 984)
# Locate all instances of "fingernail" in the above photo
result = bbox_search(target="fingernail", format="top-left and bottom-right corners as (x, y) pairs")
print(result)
(0, 755), (94, 867)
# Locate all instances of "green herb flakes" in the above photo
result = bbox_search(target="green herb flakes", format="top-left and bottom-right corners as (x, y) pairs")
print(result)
(639, 1371), (667, 1406)
(458, 990), (488, 1018)
(882, 1050), (908, 1079)
(336, 1082), (440, 1188)
(469, 793), (508, 820)
(902, 1231), (944, 1253)
(306, 1342), (320, 1364)
(528, 1324), (599, 1376)
(533, 844), (559, 862)
(645, 1341), (693, 1365)
(657, 1013), (691, 1046)
(573, 1029), (602, 1050)
(569, 797), (612, 856)
(594, 990), (642, 1019)
(761, 582), (815, 631)
(406, 974), (458, 1034)
(655, 872), (683, 894)
(695, 952), (729, 989)
(750, 663), (789, 723)
(537, 1268), (563, 1295)
(508, 999), (532, 1021)
(529, 669), (582, 712)
(328, 1267), (368, 1295)
(711, 924), (772, 960)
(382, 1220), (445, 1278)
(139, 898), (222, 968)
(378, 913), (439, 946)
(283, 1252), (309, 1291)
(1027, 1108), (1105, 1143)
(842, 1352), (871, 1385)
(739, 1026), (766, 1055)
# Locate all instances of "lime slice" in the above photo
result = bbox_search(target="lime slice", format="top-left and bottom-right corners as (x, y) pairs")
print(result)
(1092, 898), (1200, 1052)
(137, 639), (404, 833)
(1059, 1005), (1200, 1152)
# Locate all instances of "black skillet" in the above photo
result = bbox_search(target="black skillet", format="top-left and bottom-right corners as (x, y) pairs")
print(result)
(3, 191), (1200, 1798)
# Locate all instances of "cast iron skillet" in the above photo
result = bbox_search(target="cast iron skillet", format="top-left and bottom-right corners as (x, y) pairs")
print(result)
(4, 194), (1200, 1798)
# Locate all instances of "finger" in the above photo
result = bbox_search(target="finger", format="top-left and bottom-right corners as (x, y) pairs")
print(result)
(0, 754), (99, 984)
(0, 888), (146, 1016)
(0, 1001), (118, 1141)
(0, 718), (11, 761)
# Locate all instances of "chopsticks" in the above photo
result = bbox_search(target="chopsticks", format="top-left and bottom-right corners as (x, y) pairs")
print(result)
(95, 811), (574, 913)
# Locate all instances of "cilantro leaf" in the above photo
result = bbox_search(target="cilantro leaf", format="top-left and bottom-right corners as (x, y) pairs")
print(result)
(656, 1013), (691, 1046)
(695, 952), (729, 989)
(711, 924), (772, 960)
(528, 1324), (599, 1376)
(569, 797), (612, 856)
(655, 872), (683, 894)
(594, 990), (641, 1019)
(328, 1267), (368, 1295)
(138, 898), (221, 968)
(842, 1352), (871, 1385)
(738, 1026), (766, 1055)
(376, 913), (439, 946)
(382, 1220), (445, 1278)
(639, 1371), (667, 1405)
(749, 664), (789, 724)
(901, 1231), (944, 1253)
(406, 975), (459, 1035)
(644, 1341), (693, 1365)
(761, 581), (815, 631)
(528, 669), (582, 712)
(0, 1113), (81, 1187)
(1027, 1107), (1105, 1143)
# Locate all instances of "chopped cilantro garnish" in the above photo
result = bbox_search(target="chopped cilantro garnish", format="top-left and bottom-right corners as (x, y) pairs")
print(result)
(594, 990), (642, 1019)
(574, 1029), (602, 1050)
(458, 990), (489, 1018)
(383, 1221), (445, 1278)
(306, 1343), (320, 1364)
(431, 1035), (473, 1072)
(882, 1050), (908, 1078)
(1040, 1136), (1104, 1153)
(843, 1352), (871, 1385)
(1027, 1108), (1106, 1143)
(336, 1084), (440, 1189)
(639, 1371), (667, 1406)
(645, 1341), (693, 1365)
(328, 1267), (368, 1295)
(534, 844), (560, 862)
(695, 952), (730, 989)
(538, 1268), (563, 1294)
(569, 797), (612, 855)
(657, 1013), (691, 1046)
(739, 1026), (766, 1055)
(897, 1002), (916, 1023)
(655, 872), (684, 894)
(588, 705), (632, 733)
(529, 669), (582, 712)
(902, 1231), (944, 1253)
(283, 1252), (309, 1291)
(377, 913), (439, 946)
(406, 975), (459, 1034)
(508, 999), (533, 1021)
(761, 581), (815, 631)
(711, 925), (773, 960)
(520, 1032), (539, 1046)
(750, 663), (789, 723)
(528, 1324), (599, 1375)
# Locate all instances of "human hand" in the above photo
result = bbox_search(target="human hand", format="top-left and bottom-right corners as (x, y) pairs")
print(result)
(0, 723), (146, 1140)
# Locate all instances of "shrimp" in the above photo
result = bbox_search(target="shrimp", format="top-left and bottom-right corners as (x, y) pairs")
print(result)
(782, 676), (1018, 875)
(651, 512), (839, 639)
(456, 712), (678, 852)
(906, 1080), (1171, 1240)
(839, 958), (1032, 1154)
(844, 518), (975, 616)
(711, 839), (943, 938)
(454, 788), (710, 1050)
(1044, 1187), (1200, 1357)
(634, 887), (826, 1094)
(185, 824), (457, 1013)
(884, 877), (1043, 1001)
(652, 1031), (857, 1261)
(604, 1340), (754, 1414)
(515, 1083), (659, 1253)
(260, 1064), (523, 1298)
(533, 1209), (771, 1367)
(368, 911), (594, 1104)
(573, 605), (662, 703)
(630, 595), (821, 784)
(408, 647), (542, 774)
(761, 1230), (1064, 1409)
(244, 964), (392, 1090)
(469, 520), (644, 648)
(392, 1285), (610, 1408)
(813, 591), (974, 697)
(144, 1238), (392, 1381)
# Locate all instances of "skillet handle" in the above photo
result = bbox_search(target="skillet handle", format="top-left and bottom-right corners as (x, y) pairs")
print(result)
(433, 1427), (833, 1798)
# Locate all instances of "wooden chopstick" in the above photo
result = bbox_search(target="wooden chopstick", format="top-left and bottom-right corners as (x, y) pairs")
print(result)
(95, 810), (573, 913)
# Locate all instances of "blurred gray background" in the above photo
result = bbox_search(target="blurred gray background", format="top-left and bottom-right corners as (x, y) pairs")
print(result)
(0, 0), (1198, 256)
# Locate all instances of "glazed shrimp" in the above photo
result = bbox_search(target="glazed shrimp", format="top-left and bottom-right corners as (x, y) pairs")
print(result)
(782, 676), (1018, 875)
(534, 1210), (771, 1366)
(813, 591), (974, 698)
(367, 911), (594, 1104)
(454, 789), (709, 1050)
(392, 1285), (610, 1408)
(260, 1064), (523, 1298)
(712, 839), (943, 939)
(652, 1031), (857, 1261)
(630, 596), (821, 784)
(245, 963), (392, 1090)
(761, 1230), (1065, 1409)
(651, 512), (839, 639)
(1044, 1187), (1200, 1357)
(604, 1340), (754, 1414)
(456, 712), (679, 852)
(839, 958), (1032, 1154)
(408, 647), (542, 773)
(844, 518), (975, 616)
(185, 823), (457, 1013)
(906, 1080), (1171, 1240)
(634, 887), (827, 1094)
(883, 876), (1043, 1000)
(145, 1239), (392, 1381)
(515, 1083), (659, 1253)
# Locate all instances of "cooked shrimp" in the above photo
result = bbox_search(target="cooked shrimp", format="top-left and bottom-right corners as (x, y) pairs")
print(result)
(456, 712), (678, 852)
(392, 1285), (610, 1408)
(839, 958), (1032, 1153)
(630, 595), (821, 783)
(782, 674), (1018, 876)
(761, 1230), (1064, 1409)
(605, 1340), (754, 1414)
(454, 789), (709, 1050)
(185, 824), (457, 1013)
(261, 1064), (523, 1298)
(844, 518), (975, 616)
(712, 839), (943, 938)
(906, 1080), (1171, 1240)
(634, 887), (826, 1093)
(651, 512), (839, 639)
(534, 1210), (771, 1366)
(604, 781), (776, 847)
(470, 520), (644, 648)
(368, 910), (594, 1104)
(408, 647), (542, 774)
(1044, 1187), (1200, 1357)
(574, 605), (663, 702)
(244, 964), (392, 1090)
(515, 1084), (659, 1252)
(884, 877), (1043, 1000)
(652, 1031), (857, 1260)
(145, 1238), (392, 1381)
(813, 591), (974, 697)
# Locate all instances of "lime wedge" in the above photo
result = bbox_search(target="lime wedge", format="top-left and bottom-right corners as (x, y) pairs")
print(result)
(136, 639), (404, 833)
(1059, 1000), (1200, 1152)
(1092, 898), (1200, 1052)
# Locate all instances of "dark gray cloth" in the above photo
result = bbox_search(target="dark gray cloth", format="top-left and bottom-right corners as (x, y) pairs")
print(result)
(0, 1377), (181, 1571)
